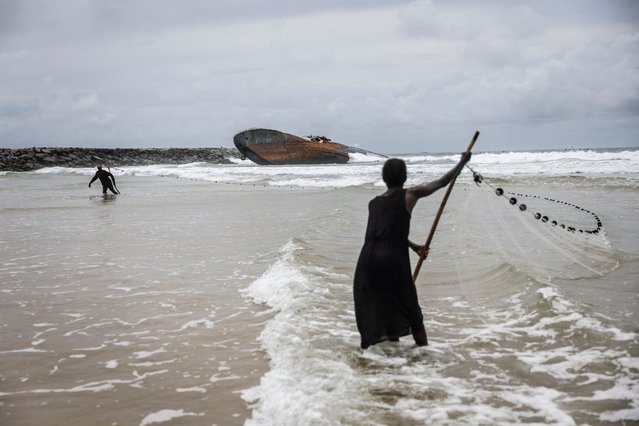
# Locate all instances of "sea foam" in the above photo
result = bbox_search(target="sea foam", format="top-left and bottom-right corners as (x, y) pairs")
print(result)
(241, 241), (367, 425)
(26, 148), (639, 189)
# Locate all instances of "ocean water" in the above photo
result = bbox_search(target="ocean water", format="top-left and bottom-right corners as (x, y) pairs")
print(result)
(1, 148), (638, 425)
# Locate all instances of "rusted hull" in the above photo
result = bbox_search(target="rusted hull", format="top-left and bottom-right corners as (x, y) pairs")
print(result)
(233, 129), (351, 165)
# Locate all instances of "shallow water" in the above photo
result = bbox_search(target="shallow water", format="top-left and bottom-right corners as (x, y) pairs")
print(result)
(0, 175), (328, 425)
(1, 149), (638, 425)
(242, 180), (638, 425)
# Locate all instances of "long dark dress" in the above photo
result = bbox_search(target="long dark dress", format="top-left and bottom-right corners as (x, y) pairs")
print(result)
(353, 189), (425, 349)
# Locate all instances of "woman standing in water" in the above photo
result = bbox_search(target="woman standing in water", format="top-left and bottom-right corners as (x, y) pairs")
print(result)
(354, 153), (471, 349)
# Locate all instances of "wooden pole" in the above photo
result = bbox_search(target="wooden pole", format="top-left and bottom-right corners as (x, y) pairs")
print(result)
(412, 131), (480, 281)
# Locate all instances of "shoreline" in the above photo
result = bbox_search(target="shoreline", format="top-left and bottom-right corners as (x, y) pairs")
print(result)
(0, 147), (241, 172)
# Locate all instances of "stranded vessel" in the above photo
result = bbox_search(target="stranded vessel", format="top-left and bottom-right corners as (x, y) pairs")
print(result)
(233, 128), (381, 165)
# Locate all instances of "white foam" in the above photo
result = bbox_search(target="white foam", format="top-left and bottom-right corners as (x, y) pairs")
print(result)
(177, 318), (215, 331)
(139, 409), (203, 425)
(0, 347), (49, 354)
(132, 348), (166, 359)
(176, 387), (207, 393)
(498, 387), (577, 425)
(241, 240), (307, 310)
(403, 153), (460, 163)
(537, 285), (638, 341)
(595, 377), (639, 422)
(1, 370), (169, 396)
(348, 152), (386, 163)
(24, 148), (639, 187)
(209, 374), (241, 383)
(242, 240), (370, 425)
(474, 149), (639, 176)
(105, 360), (118, 369)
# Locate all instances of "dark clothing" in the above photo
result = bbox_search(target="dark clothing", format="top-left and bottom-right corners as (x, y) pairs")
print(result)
(353, 189), (425, 349)
(89, 170), (118, 194)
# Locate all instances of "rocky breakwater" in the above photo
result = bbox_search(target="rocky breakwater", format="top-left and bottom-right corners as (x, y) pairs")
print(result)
(0, 147), (241, 171)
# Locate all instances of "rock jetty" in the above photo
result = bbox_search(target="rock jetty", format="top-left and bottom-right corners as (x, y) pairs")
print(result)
(0, 147), (241, 172)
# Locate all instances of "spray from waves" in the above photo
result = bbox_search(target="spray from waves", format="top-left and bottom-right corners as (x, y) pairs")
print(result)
(18, 147), (639, 189)
(347, 152), (386, 163)
(240, 240), (371, 425)
(475, 148), (638, 164)
(112, 162), (390, 189)
(469, 148), (639, 177)
(31, 166), (95, 175)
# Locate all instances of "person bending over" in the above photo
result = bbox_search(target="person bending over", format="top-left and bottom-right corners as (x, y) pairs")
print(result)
(353, 152), (471, 349)
(89, 165), (119, 195)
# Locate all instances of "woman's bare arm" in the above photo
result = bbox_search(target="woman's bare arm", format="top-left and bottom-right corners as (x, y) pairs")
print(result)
(405, 152), (471, 215)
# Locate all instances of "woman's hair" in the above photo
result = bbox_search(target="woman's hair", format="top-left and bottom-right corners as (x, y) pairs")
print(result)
(382, 158), (407, 187)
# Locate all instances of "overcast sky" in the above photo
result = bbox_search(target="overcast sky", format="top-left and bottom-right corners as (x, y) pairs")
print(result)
(1, 0), (637, 153)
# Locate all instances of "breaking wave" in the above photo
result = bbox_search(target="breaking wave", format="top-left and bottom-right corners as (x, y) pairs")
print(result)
(26, 147), (639, 189)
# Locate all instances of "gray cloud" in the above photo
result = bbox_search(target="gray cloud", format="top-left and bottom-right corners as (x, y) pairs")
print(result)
(0, 0), (637, 152)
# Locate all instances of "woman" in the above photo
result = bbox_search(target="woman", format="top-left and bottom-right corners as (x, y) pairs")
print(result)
(353, 153), (471, 349)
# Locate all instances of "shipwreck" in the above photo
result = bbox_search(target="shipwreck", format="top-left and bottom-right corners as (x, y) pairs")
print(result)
(233, 128), (381, 165)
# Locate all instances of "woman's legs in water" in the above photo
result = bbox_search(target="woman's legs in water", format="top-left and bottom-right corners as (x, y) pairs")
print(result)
(102, 183), (118, 194)
(412, 324), (428, 346)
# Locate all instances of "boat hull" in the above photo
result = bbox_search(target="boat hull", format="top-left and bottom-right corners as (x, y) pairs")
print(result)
(233, 129), (351, 165)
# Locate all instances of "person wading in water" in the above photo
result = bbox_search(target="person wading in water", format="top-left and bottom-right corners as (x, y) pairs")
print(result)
(89, 164), (119, 195)
(353, 152), (471, 349)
